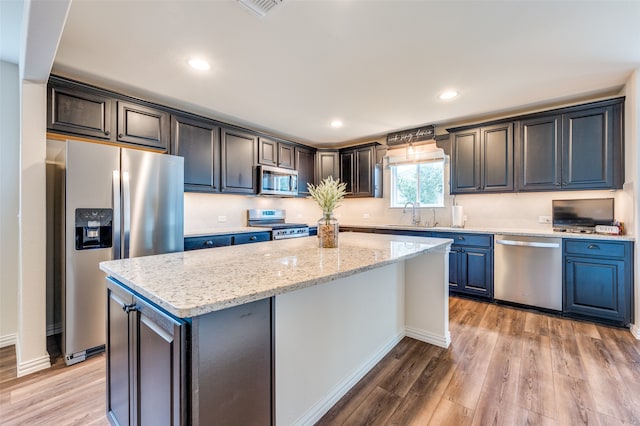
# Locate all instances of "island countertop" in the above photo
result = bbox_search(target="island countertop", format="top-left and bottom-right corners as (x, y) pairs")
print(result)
(99, 233), (452, 318)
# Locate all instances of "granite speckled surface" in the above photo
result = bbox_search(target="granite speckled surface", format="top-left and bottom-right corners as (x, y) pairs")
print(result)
(185, 226), (268, 237)
(340, 224), (635, 241)
(100, 233), (452, 318)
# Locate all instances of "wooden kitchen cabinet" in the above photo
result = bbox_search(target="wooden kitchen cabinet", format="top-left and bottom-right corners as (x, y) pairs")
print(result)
(106, 278), (186, 426)
(452, 97), (624, 194)
(171, 114), (220, 193)
(258, 138), (295, 169)
(47, 78), (115, 140)
(339, 150), (354, 194)
(316, 150), (339, 182)
(117, 101), (170, 151)
(517, 102), (623, 191)
(107, 278), (274, 426)
(184, 235), (232, 251)
(340, 144), (378, 197)
(295, 145), (315, 196)
(451, 123), (514, 194)
(562, 105), (621, 190)
(563, 239), (633, 326)
(432, 232), (494, 299)
(220, 127), (258, 194)
(517, 115), (562, 190)
(184, 231), (270, 251)
(233, 231), (271, 245)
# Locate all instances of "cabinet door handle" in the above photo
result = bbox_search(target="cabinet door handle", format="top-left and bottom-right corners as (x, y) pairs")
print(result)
(122, 303), (138, 314)
(105, 130), (111, 136)
(250, 236), (257, 241)
(457, 236), (465, 241)
(204, 240), (214, 247)
(118, 133), (124, 138)
(587, 244), (600, 250)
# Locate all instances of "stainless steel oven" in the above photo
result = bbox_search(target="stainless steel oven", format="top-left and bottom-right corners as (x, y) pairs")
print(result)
(247, 209), (309, 239)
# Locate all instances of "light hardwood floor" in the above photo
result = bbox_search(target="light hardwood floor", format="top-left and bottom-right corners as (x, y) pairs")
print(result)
(1, 297), (639, 425)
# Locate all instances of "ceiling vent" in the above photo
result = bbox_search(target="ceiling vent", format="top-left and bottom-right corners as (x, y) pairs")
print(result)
(238, 0), (283, 17)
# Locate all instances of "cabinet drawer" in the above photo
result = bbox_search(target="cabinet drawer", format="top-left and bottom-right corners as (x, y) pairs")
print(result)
(563, 239), (627, 258)
(233, 232), (271, 245)
(431, 232), (492, 248)
(184, 235), (232, 251)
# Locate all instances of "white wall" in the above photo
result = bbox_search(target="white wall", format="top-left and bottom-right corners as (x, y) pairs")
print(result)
(17, 80), (51, 375)
(185, 171), (633, 235)
(0, 60), (20, 347)
(622, 69), (640, 338)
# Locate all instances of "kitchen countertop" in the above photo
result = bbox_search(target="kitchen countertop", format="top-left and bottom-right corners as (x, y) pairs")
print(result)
(185, 226), (268, 237)
(100, 233), (453, 318)
(185, 224), (318, 238)
(340, 223), (635, 241)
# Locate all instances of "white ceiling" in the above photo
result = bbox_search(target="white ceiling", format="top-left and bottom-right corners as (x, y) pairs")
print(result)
(49, 1), (640, 146)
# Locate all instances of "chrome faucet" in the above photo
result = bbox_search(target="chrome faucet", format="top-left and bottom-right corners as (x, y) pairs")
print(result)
(403, 202), (420, 226)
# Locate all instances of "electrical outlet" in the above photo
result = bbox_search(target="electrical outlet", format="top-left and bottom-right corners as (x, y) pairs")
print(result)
(538, 215), (552, 224)
(363, 213), (370, 219)
(218, 215), (227, 223)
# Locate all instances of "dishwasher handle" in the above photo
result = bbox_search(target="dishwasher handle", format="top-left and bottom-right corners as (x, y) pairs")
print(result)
(496, 239), (560, 249)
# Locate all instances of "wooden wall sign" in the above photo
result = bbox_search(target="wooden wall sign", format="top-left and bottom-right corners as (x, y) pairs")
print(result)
(386, 125), (435, 146)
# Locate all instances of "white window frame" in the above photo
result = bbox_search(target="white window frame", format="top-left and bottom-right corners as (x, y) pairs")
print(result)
(390, 159), (445, 208)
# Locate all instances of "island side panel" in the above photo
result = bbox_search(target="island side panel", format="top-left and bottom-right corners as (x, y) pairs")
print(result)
(275, 262), (405, 426)
(192, 298), (273, 425)
(404, 247), (451, 347)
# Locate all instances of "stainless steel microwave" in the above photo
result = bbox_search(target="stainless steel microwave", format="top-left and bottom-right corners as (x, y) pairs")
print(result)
(258, 165), (298, 196)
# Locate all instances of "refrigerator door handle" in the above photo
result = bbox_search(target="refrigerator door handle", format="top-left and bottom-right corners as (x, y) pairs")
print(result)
(112, 170), (122, 259)
(122, 171), (131, 258)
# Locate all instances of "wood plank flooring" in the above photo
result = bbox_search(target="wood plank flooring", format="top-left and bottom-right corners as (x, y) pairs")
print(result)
(1, 297), (638, 425)
(318, 298), (640, 426)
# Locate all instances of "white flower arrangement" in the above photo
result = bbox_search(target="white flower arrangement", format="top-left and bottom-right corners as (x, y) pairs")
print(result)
(307, 176), (347, 220)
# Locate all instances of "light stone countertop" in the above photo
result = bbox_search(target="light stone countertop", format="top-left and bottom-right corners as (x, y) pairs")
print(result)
(340, 224), (635, 241)
(100, 233), (453, 318)
(185, 226), (269, 237)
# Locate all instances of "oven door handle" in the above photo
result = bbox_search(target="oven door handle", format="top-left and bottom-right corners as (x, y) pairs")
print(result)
(496, 239), (560, 249)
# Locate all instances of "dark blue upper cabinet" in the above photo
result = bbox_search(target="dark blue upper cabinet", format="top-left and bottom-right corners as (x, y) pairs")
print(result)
(517, 115), (562, 191)
(562, 106), (618, 189)
(563, 239), (633, 326)
(452, 97), (624, 194)
(451, 123), (514, 194)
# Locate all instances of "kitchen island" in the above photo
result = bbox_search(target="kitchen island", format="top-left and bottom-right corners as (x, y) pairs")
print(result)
(100, 232), (452, 425)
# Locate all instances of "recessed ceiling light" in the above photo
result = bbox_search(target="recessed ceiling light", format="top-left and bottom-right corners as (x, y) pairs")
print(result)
(439, 90), (459, 100)
(330, 120), (343, 128)
(188, 58), (210, 71)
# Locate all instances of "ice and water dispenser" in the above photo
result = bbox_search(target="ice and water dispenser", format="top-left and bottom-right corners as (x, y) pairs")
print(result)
(75, 208), (113, 250)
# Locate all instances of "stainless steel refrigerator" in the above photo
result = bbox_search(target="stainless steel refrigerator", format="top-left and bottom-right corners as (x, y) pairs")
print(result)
(47, 139), (184, 366)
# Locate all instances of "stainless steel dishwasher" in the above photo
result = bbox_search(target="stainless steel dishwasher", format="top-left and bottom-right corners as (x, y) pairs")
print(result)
(494, 234), (563, 311)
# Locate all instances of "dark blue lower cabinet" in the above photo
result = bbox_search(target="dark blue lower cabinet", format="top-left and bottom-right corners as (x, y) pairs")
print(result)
(432, 231), (493, 299)
(233, 231), (271, 245)
(449, 247), (493, 298)
(563, 239), (633, 326)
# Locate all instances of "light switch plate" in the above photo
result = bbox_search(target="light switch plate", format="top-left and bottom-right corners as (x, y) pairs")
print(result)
(218, 215), (227, 223)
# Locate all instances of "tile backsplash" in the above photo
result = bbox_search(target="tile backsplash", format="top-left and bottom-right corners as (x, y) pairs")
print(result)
(185, 161), (634, 235)
(185, 186), (632, 235)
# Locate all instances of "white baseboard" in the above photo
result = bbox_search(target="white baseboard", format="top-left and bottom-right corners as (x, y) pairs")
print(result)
(17, 355), (51, 377)
(293, 332), (404, 426)
(47, 322), (62, 336)
(405, 326), (451, 348)
(0, 333), (17, 348)
(631, 324), (640, 340)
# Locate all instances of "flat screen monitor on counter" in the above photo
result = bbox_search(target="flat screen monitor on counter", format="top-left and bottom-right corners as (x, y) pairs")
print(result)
(552, 198), (614, 230)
